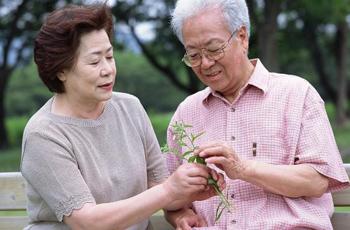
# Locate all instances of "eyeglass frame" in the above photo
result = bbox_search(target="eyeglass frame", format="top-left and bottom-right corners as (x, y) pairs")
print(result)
(181, 30), (236, 67)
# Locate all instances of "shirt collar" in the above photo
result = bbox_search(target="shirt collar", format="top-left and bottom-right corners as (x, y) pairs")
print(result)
(248, 58), (269, 94)
(201, 58), (269, 104)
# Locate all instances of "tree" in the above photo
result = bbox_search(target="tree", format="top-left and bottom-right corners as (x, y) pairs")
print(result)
(0, 0), (78, 149)
(286, 0), (350, 125)
(247, 0), (288, 72)
(113, 0), (204, 95)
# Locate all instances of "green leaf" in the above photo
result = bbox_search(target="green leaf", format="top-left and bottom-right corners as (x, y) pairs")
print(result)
(193, 131), (205, 141)
(188, 156), (196, 163)
(182, 150), (193, 157)
(195, 156), (206, 165)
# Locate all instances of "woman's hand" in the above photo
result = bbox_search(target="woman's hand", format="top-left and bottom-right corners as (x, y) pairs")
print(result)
(163, 163), (226, 204)
(163, 163), (210, 201)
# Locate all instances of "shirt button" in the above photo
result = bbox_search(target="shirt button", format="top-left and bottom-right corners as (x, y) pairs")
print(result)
(231, 108), (236, 112)
(231, 220), (237, 224)
(231, 193), (235, 199)
(231, 136), (235, 141)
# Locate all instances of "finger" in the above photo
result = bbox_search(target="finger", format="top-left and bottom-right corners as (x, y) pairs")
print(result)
(197, 146), (230, 158)
(205, 156), (229, 166)
(209, 169), (218, 181)
(193, 141), (226, 155)
(185, 177), (209, 186)
(216, 173), (226, 188)
(184, 164), (210, 178)
(178, 219), (194, 230)
(198, 216), (208, 227)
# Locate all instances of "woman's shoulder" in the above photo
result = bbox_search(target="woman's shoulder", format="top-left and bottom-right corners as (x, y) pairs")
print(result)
(110, 92), (144, 112)
(23, 99), (63, 140)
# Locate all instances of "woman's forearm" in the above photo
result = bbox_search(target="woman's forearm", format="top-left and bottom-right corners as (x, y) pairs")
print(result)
(64, 183), (172, 230)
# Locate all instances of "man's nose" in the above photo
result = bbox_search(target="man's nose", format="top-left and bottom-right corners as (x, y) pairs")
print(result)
(200, 52), (215, 69)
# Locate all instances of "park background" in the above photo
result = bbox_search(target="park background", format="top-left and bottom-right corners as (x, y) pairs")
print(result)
(0, 0), (350, 172)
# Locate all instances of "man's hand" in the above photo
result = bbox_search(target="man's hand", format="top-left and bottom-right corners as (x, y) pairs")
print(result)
(165, 208), (207, 230)
(194, 141), (246, 180)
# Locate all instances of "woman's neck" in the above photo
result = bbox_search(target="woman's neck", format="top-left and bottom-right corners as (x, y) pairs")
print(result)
(51, 94), (106, 119)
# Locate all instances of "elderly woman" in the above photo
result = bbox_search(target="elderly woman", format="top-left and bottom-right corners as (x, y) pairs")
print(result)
(20, 3), (224, 230)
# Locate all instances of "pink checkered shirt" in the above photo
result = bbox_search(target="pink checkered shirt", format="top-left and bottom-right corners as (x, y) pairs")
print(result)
(166, 59), (349, 230)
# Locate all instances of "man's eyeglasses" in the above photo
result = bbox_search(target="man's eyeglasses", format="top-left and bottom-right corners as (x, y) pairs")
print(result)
(182, 31), (236, 67)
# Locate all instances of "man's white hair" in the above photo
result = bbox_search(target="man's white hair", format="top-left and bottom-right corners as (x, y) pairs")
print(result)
(171, 0), (250, 44)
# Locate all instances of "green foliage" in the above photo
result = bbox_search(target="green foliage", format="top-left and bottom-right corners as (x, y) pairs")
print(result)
(0, 147), (21, 172)
(149, 112), (172, 146)
(333, 122), (350, 152)
(6, 60), (52, 117)
(115, 51), (186, 112)
(5, 116), (28, 147)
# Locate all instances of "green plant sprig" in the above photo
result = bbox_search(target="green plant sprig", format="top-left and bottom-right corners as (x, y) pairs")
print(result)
(161, 121), (232, 222)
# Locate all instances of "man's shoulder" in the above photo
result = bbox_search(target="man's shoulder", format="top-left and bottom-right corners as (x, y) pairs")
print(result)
(178, 88), (209, 109)
(268, 72), (323, 104)
(268, 72), (313, 94)
(269, 72), (309, 87)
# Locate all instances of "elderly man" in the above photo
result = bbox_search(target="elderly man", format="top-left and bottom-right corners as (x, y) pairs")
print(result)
(165, 0), (350, 229)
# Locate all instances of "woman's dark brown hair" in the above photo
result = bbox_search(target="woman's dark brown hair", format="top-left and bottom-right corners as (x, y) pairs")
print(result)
(34, 3), (113, 93)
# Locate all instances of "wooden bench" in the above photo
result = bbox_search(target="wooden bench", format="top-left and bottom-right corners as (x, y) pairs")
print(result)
(1, 165), (349, 230)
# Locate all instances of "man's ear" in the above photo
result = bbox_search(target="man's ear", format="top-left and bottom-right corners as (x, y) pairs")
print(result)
(237, 26), (249, 50)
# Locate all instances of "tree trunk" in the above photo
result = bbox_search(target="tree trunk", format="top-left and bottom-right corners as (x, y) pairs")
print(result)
(0, 68), (10, 149)
(257, 0), (281, 72)
(335, 21), (348, 125)
(302, 19), (337, 103)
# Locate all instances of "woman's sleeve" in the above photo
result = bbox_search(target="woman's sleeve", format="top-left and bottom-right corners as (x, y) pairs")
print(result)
(137, 101), (169, 185)
(21, 131), (95, 222)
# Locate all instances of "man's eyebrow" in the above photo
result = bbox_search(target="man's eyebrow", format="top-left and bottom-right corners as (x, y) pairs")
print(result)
(185, 38), (223, 50)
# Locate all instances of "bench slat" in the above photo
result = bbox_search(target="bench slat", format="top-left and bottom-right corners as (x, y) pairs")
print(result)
(0, 216), (28, 230)
(331, 212), (350, 230)
(332, 164), (350, 206)
(0, 172), (26, 211)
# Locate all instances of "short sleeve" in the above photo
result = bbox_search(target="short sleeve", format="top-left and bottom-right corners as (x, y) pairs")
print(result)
(295, 86), (349, 192)
(137, 101), (169, 184)
(21, 132), (95, 221)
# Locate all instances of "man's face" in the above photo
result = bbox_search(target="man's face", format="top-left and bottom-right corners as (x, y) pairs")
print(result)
(182, 7), (250, 99)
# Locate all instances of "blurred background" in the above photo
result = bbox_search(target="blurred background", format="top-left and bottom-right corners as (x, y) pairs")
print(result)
(0, 0), (349, 172)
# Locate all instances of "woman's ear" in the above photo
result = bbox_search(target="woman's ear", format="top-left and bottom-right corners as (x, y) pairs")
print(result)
(57, 71), (66, 82)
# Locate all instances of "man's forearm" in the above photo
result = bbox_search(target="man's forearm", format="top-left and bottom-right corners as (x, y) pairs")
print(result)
(241, 161), (329, 197)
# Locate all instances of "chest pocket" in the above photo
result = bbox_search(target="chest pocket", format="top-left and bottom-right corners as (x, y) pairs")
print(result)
(250, 136), (291, 165)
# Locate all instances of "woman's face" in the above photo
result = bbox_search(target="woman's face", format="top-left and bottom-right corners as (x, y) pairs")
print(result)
(59, 29), (116, 105)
